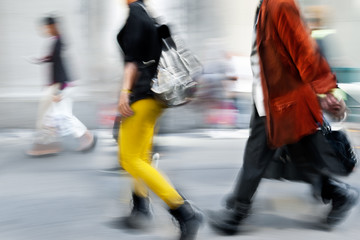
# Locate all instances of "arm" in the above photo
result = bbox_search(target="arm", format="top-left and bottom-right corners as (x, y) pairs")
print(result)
(36, 37), (59, 63)
(117, 6), (146, 117)
(117, 62), (138, 117)
(271, 0), (337, 94)
(318, 89), (347, 121)
(38, 55), (53, 63)
(271, 0), (346, 120)
(25, 54), (52, 64)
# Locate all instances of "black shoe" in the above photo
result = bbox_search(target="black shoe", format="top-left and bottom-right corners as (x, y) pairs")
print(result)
(208, 201), (250, 235)
(326, 185), (359, 227)
(121, 193), (152, 230)
(169, 201), (203, 240)
(224, 193), (236, 209)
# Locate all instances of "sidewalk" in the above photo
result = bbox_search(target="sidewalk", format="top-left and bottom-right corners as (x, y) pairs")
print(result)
(0, 129), (359, 240)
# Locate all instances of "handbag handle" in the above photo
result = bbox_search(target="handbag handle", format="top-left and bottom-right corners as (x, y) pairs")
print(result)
(318, 117), (332, 135)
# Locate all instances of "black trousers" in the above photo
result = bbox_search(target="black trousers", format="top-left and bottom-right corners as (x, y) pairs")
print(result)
(232, 106), (335, 204)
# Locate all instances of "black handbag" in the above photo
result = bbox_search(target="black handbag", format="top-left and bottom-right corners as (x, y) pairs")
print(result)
(317, 120), (358, 176)
(264, 120), (357, 180)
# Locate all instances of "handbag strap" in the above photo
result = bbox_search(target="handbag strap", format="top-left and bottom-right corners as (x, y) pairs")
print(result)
(135, 1), (149, 15)
(318, 117), (332, 135)
(135, 1), (176, 46)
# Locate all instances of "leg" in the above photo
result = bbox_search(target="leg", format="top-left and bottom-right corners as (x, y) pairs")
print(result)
(28, 85), (61, 156)
(231, 108), (277, 205)
(133, 125), (154, 198)
(112, 114), (121, 142)
(119, 98), (183, 209)
(56, 87), (96, 151)
(119, 99), (203, 238)
(287, 133), (359, 228)
(122, 126), (153, 229)
(55, 87), (87, 138)
(36, 84), (58, 130)
(208, 106), (276, 235)
(35, 84), (58, 143)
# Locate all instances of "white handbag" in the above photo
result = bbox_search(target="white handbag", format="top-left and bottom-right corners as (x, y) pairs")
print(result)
(151, 35), (202, 107)
(135, 2), (202, 107)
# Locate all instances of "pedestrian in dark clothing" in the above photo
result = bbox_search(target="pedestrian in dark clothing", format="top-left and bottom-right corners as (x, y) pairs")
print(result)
(115, 1), (203, 239)
(208, 0), (358, 235)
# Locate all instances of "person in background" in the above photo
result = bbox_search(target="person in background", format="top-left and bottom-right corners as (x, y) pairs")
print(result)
(115, 1), (203, 239)
(305, 5), (341, 65)
(208, 0), (358, 235)
(27, 16), (96, 156)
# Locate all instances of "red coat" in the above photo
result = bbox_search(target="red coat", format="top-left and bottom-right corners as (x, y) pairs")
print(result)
(257, 0), (337, 148)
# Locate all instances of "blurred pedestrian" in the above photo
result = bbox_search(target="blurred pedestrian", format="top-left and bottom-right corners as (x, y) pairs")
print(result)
(196, 49), (239, 128)
(115, 1), (202, 239)
(305, 5), (341, 65)
(208, 0), (358, 234)
(27, 16), (96, 156)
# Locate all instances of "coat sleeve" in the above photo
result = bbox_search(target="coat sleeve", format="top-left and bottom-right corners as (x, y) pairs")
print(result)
(270, 0), (337, 94)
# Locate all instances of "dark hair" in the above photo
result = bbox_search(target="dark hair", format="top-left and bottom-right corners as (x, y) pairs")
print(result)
(43, 16), (56, 25)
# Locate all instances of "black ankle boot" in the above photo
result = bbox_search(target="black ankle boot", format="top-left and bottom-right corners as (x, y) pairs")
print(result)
(208, 201), (251, 235)
(325, 179), (359, 227)
(122, 193), (152, 229)
(169, 201), (203, 240)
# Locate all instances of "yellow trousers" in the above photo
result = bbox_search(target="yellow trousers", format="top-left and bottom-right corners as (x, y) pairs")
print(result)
(119, 98), (184, 209)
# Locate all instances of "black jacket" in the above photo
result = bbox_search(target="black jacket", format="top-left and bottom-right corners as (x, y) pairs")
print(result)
(117, 1), (162, 104)
(44, 36), (70, 89)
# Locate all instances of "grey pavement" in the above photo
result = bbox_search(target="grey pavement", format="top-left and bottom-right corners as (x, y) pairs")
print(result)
(0, 127), (359, 240)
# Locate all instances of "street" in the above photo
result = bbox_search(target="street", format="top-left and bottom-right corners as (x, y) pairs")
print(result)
(0, 126), (359, 240)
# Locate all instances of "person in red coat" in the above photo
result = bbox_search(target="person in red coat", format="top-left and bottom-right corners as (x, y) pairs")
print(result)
(208, 0), (358, 234)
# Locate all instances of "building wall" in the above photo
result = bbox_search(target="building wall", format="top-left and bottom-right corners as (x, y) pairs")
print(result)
(0, 0), (359, 129)
(1, 0), (360, 89)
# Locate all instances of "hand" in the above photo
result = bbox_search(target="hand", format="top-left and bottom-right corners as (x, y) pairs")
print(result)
(226, 76), (238, 81)
(319, 93), (346, 121)
(52, 94), (62, 102)
(118, 92), (134, 118)
(23, 56), (41, 64)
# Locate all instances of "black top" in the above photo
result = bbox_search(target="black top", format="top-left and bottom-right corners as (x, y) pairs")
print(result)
(43, 36), (70, 89)
(117, 1), (162, 104)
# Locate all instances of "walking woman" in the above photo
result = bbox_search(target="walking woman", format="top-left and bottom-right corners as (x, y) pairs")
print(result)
(116, 1), (202, 239)
(27, 16), (96, 156)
